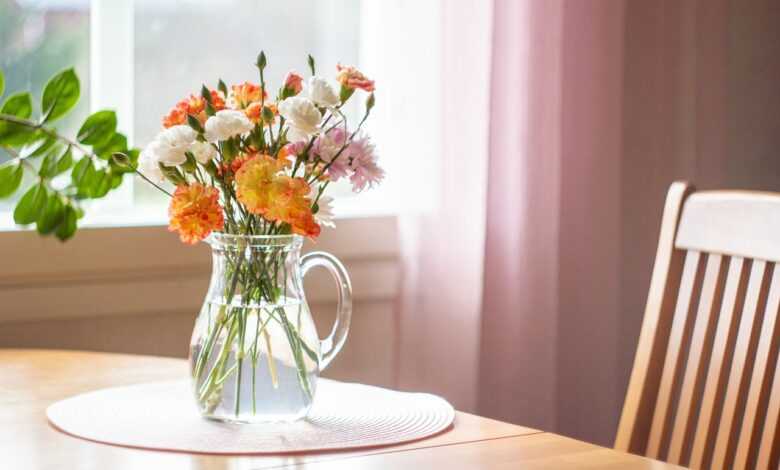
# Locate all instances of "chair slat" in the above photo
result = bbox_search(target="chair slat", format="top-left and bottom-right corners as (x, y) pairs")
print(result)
(615, 182), (693, 453)
(755, 338), (780, 469)
(711, 260), (769, 469)
(667, 254), (727, 465)
(689, 257), (750, 469)
(646, 251), (703, 459)
(733, 265), (780, 469)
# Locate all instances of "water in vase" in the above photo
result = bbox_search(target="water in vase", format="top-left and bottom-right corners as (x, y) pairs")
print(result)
(190, 298), (320, 423)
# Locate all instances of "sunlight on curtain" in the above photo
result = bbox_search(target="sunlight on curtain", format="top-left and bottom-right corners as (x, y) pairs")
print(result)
(367, 0), (492, 411)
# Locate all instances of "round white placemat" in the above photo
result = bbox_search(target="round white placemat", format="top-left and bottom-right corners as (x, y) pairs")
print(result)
(46, 379), (454, 454)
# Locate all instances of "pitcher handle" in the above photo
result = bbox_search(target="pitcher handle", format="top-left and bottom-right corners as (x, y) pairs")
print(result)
(301, 251), (352, 371)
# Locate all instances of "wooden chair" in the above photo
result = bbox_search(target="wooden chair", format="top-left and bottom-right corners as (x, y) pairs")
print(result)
(616, 182), (780, 470)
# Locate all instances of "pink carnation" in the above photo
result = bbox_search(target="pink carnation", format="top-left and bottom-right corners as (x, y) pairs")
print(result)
(312, 129), (383, 190)
(285, 140), (307, 156)
(313, 128), (350, 181)
(347, 135), (383, 191)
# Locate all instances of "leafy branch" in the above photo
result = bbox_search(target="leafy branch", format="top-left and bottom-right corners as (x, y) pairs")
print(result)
(0, 67), (138, 240)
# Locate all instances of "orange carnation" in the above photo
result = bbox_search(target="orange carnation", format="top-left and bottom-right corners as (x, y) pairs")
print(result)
(234, 155), (320, 238)
(245, 102), (262, 123)
(231, 82), (266, 109)
(168, 183), (225, 244)
(336, 64), (375, 92)
(162, 90), (226, 128)
(246, 102), (278, 125)
(162, 102), (188, 128)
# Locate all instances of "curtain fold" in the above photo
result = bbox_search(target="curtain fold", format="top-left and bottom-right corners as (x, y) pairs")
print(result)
(477, 0), (563, 431)
(395, 0), (493, 412)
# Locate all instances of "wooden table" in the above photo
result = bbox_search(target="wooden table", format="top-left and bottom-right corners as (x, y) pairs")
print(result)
(1, 349), (681, 469)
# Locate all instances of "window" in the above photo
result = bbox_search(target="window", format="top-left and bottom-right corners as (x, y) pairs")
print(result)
(0, 0), (398, 230)
(0, 0), (91, 216)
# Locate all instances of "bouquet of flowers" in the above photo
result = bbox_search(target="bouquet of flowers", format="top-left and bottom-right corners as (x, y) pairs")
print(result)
(137, 53), (381, 244)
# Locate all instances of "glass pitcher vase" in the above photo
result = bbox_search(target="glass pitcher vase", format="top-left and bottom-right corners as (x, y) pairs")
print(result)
(189, 233), (352, 423)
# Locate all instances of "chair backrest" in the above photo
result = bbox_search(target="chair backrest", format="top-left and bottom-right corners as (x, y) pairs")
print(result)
(616, 181), (780, 470)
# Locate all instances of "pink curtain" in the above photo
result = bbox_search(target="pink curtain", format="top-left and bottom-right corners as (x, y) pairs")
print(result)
(477, 0), (564, 433)
(478, 0), (626, 442)
(396, 0), (780, 447)
(395, 0), (492, 411)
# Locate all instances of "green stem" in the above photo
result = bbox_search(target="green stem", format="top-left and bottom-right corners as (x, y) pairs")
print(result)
(0, 113), (96, 161)
(275, 307), (312, 399)
(235, 309), (246, 417)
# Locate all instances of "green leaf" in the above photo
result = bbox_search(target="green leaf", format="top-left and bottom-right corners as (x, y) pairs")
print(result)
(218, 79), (228, 97)
(0, 92), (35, 145)
(0, 162), (23, 198)
(38, 150), (58, 178)
(181, 152), (197, 174)
(13, 184), (48, 225)
(307, 54), (316, 75)
(221, 137), (239, 159)
(0, 69), (5, 97)
(1, 92), (33, 118)
(20, 135), (58, 159)
(160, 163), (185, 185)
(261, 106), (274, 123)
(72, 157), (95, 190)
(93, 132), (127, 159)
(55, 147), (74, 176)
(55, 205), (78, 241)
(77, 110), (116, 146)
(90, 169), (112, 198)
(126, 148), (140, 166)
(36, 193), (65, 234)
(339, 85), (354, 103)
(41, 68), (80, 123)
(187, 114), (204, 133)
(109, 172), (123, 190)
(201, 85), (212, 104)
(39, 146), (72, 178)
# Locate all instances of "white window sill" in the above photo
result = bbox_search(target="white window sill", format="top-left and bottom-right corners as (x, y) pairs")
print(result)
(0, 196), (399, 232)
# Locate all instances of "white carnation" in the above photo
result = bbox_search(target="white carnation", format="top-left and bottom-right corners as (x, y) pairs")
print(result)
(138, 142), (165, 183)
(309, 187), (335, 228)
(189, 140), (217, 164)
(204, 110), (253, 142)
(305, 76), (340, 107)
(278, 97), (322, 141)
(155, 125), (197, 166)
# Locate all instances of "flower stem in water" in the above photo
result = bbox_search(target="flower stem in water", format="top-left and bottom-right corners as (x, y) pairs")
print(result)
(263, 326), (279, 389)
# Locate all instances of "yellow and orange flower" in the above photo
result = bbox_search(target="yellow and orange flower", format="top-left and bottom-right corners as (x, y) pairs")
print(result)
(168, 183), (225, 244)
(162, 91), (226, 128)
(231, 82), (266, 109)
(234, 155), (320, 238)
(245, 102), (278, 124)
